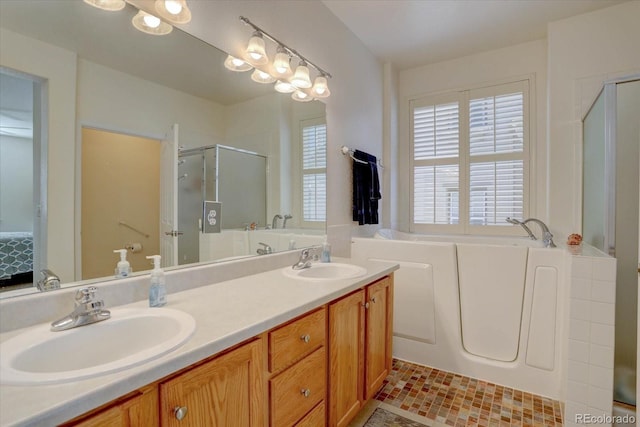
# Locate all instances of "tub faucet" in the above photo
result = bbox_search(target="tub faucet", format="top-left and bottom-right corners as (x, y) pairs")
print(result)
(522, 218), (556, 248)
(50, 287), (111, 332)
(37, 269), (61, 292)
(282, 214), (293, 229)
(505, 217), (536, 240)
(272, 214), (283, 229)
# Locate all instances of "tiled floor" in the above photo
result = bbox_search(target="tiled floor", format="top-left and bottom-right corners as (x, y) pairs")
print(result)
(373, 359), (564, 426)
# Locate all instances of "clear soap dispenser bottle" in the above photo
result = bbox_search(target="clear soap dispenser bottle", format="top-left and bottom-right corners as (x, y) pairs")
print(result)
(146, 255), (166, 307)
(113, 249), (131, 278)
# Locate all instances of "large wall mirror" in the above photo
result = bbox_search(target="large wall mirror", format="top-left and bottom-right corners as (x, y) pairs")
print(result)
(0, 0), (326, 298)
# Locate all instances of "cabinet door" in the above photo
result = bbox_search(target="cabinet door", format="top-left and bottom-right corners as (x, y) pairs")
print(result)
(160, 339), (264, 427)
(63, 385), (158, 427)
(328, 290), (365, 427)
(365, 276), (394, 400)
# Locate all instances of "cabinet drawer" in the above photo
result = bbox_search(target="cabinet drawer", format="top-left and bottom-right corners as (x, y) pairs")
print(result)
(270, 347), (326, 427)
(295, 401), (326, 427)
(269, 307), (326, 372)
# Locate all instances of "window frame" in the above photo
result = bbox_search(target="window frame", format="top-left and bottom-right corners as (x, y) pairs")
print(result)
(409, 79), (531, 235)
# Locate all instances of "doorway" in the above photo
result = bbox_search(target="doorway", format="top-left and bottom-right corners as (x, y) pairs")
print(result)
(0, 68), (45, 291)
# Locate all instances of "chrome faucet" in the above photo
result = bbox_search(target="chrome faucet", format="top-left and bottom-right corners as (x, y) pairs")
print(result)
(50, 287), (111, 332)
(506, 217), (556, 248)
(282, 214), (293, 229)
(272, 214), (283, 229)
(292, 248), (316, 270)
(37, 269), (61, 292)
(257, 242), (273, 255)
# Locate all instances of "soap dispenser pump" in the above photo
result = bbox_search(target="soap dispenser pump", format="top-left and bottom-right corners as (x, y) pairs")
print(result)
(146, 255), (166, 307)
(113, 249), (131, 278)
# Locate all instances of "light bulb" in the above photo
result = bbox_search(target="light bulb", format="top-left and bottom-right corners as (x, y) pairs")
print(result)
(143, 14), (161, 28)
(132, 10), (173, 35)
(164, 0), (182, 14)
(275, 80), (296, 94)
(224, 55), (253, 72)
(292, 90), (313, 102)
(154, 0), (191, 24)
(251, 69), (276, 84)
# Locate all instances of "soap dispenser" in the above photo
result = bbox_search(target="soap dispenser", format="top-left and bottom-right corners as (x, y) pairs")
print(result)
(113, 249), (131, 278)
(321, 239), (331, 263)
(146, 255), (166, 307)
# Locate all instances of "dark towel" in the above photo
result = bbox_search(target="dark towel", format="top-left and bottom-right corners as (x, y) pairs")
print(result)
(352, 150), (381, 225)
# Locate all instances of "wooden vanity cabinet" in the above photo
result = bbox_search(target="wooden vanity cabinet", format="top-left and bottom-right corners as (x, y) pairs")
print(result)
(60, 274), (393, 427)
(159, 338), (264, 427)
(60, 385), (158, 427)
(328, 276), (394, 427)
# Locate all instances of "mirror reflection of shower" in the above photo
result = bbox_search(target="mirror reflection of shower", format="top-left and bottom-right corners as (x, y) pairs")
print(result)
(177, 145), (267, 265)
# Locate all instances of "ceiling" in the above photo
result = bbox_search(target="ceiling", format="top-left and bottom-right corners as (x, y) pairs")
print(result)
(322, 0), (629, 70)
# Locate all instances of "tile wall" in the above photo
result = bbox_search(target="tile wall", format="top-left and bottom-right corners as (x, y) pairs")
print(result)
(565, 247), (617, 427)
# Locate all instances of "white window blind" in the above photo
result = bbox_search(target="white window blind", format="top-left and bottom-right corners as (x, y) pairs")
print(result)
(301, 122), (326, 222)
(411, 80), (529, 233)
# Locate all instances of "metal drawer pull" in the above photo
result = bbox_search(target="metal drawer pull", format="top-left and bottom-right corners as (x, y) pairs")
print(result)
(362, 302), (370, 309)
(300, 334), (311, 343)
(371, 296), (377, 303)
(174, 406), (188, 420)
(301, 388), (311, 397)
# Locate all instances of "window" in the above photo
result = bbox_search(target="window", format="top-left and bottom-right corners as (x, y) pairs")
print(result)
(410, 80), (529, 233)
(301, 119), (327, 223)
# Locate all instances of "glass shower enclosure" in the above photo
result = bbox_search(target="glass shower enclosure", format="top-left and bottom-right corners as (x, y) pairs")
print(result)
(177, 144), (267, 265)
(582, 78), (640, 407)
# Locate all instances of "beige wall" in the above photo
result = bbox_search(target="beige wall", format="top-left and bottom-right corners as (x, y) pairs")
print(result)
(547, 1), (640, 239)
(81, 128), (160, 279)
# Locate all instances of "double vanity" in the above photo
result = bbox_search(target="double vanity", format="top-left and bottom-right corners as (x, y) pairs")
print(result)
(0, 254), (398, 426)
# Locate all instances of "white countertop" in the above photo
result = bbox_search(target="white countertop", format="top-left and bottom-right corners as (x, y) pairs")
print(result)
(0, 259), (398, 427)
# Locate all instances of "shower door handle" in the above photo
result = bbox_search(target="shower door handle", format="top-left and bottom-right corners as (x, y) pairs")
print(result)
(165, 230), (184, 237)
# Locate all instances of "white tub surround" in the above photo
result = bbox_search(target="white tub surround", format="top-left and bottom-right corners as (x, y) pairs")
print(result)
(565, 248), (617, 427)
(0, 256), (398, 426)
(351, 234), (568, 399)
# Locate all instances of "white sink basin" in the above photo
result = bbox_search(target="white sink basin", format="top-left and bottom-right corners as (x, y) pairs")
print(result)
(0, 307), (196, 385)
(282, 263), (367, 281)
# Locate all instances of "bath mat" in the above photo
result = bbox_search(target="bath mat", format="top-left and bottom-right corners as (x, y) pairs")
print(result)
(363, 408), (429, 427)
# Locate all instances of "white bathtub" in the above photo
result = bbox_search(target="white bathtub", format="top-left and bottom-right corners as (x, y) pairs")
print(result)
(352, 229), (568, 400)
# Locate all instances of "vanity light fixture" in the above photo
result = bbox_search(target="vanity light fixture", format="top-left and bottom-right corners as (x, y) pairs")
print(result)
(226, 16), (332, 102)
(224, 55), (253, 72)
(154, 0), (191, 24)
(251, 69), (276, 84)
(311, 74), (331, 98)
(289, 61), (312, 89)
(82, 0), (126, 11)
(291, 90), (313, 102)
(132, 10), (173, 35)
(273, 46), (292, 76)
(246, 31), (268, 65)
(274, 80), (296, 94)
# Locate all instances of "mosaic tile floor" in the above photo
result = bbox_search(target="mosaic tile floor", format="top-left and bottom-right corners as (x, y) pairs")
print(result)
(374, 359), (564, 427)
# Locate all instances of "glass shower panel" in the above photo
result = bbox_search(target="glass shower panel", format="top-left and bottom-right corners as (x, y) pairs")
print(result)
(217, 146), (267, 229)
(177, 153), (203, 265)
(582, 90), (606, 251)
